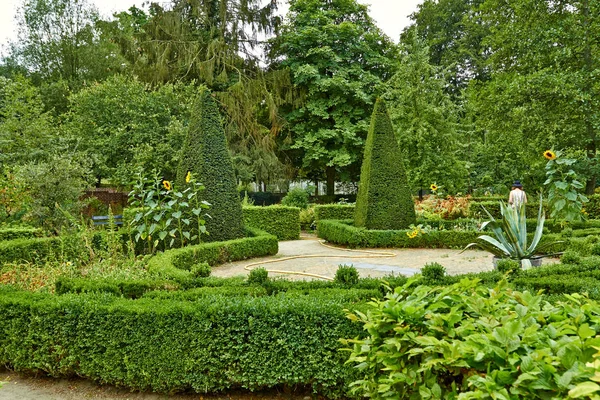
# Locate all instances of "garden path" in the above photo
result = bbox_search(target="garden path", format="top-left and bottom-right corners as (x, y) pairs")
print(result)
(212, 233), (559, 280)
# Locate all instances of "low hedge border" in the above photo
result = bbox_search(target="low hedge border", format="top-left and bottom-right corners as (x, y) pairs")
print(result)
(0, 227), (42, 241)
(146, 227), (278, 281)
(0, 289), (364, 397)
(317, 219), (567, 251)
(242, 205), (300, 240)
(0, 235), (90, 265)
(313, 205), (355, 221)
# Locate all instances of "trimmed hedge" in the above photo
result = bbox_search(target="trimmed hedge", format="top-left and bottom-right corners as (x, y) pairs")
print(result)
(317, 219), (479, 249)
(314, 204), (355, 221)
(146, 227), (278, 281)
(242, 205), (300, 240)
(468, 201), (546, 219)
(176, 90), (245, 241)
(55, 277), (177, 299)
(0, 227), (42, 241)
(354, 99), (415, 230)
(0, 289), (363, 397)
(0, 235), (89, 265)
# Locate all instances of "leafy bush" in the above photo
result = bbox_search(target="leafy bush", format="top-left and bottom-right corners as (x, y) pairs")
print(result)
(496, 258), (520, 274)
(176, 89), (245, 241)
(354, 98), (416, 229)
(299, 207), (315, 230)
(313, 204), (355, 221)
(0, 235), (91, 265)
(0, 227), (41, 241)
(469, 200), (545, 219)
(247, 267), (269, 285)
(344, 278), (600, 399)
(0, 289), (363, 397)
(243, 205), (300, 240)
(281, 187), (310, 209)
(562, 250), (583, 265)
(334, 264), (359, 286)
(55, 277), (175, 299)
(191, 262), (211, 278)
(421, 262), (446, 283)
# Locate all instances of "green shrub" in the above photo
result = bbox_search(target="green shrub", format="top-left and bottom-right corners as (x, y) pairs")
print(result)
(0, 289), (363, 397)
(247, 267), (269, 285)
(561, 250), (582, 265)
(421, 262), (446, 283)
(55, 277), (176, 299)
(191, 262), (211, 278)
(142, 285), (268, 300)
(242, 205), (300, 240)
(495, 259), (520, 274)
(281, 187), (310, 209)
(146, 227), (278, 282)
(468, 201), (545, 219)
(334, 264), (359, 286)
(176, 89), (244, 242)
(314, 204), (355, 221)
(0, 235), (89, 265)
(354, 98), (415, 230)
(344, 278), (600, 399)
(299, 207), (315, 230)
(0, 227), (42, 241)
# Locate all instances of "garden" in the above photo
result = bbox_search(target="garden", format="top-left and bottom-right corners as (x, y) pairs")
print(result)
(1, 0), (600, 399)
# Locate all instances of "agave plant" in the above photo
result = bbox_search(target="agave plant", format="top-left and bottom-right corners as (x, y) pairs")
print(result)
(463, 197), (562, 269)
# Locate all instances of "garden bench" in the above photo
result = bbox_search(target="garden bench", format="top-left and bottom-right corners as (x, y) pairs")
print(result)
(91, 215), (123, 226)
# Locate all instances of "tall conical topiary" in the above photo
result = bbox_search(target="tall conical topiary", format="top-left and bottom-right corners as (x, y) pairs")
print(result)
(176, 90), (245, 241)
(354, 98), (416, 230)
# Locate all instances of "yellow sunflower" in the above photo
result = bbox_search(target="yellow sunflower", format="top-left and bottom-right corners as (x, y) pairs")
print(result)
(162, 180), (172, 191)
(543, 150), (556, 160)
(185, 171), (192, 183)
(430, 183), (438, 192)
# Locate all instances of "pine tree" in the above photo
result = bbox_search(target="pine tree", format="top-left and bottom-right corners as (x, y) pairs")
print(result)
(176, 89), (245, 241)
(354, 99), (416, 230)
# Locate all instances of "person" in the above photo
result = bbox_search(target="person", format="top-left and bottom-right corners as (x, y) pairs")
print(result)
(508, 180), (527, 208)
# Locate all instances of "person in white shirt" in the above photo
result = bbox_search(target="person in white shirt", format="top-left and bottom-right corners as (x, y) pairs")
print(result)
(508, 180), (527, 208)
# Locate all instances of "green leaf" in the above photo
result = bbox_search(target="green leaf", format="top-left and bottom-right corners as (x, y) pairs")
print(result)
(569, 382), (600, 398)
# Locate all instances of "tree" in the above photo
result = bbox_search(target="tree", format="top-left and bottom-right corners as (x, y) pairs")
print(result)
(354, 99), (416, 230)
(269, 0), (397, 196)
(176, 90), (245, 242)
(385, 32), (466, 193)
(10, 0), (125, 85)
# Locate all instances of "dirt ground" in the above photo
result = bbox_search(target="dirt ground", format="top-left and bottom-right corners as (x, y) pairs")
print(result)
(0, 235), (559, 399)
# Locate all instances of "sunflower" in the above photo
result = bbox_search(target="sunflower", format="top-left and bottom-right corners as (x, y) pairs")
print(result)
(185, 171), (192, 183)
(543, 150), (556, 160)
(430, 183), (438, 192)
(162, 180), (172, 191)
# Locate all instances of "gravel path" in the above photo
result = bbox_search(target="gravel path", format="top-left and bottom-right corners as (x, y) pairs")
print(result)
(212, 234), (504, 280)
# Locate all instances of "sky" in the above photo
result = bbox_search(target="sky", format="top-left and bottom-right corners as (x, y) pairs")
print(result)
(0, 0), (423, 51)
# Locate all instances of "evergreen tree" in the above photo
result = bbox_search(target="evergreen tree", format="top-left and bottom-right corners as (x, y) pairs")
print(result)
(176, 90), (245, 241)
(354, 99), (416, 230)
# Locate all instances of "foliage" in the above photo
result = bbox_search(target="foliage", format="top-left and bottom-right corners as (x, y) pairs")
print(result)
(354, 98), (416, 230)
(127, 171), (210, 254)
(269, 0), (396, 194)
(415, 195), (470, 220)
(247, 267), (269, 285)
(242, 205), (300, 240)
(313, 204), (355, 222)
(0, 288), (363, 397)
(176, 90), (245, 242)
(421, 262), (446, 284)
(0, 171), (32, 223)
(344, 278), (600, 399)
(495, 259), (521, 274)
(191, 262), (211, 278)
(334, 264), (359, 286)
(0, 227), (41, 241)
(384, 31), (465, 192)
(299, 207), (316, 231)
(281, 187), (310, 209)
(464, 200), (562, 268)
(545, 150), (589, 222)
(13, 155), (94, 233)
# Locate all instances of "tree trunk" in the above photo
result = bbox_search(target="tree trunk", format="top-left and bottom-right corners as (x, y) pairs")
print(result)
(314, 179), (319, 196)
(326, 166), (336, 197)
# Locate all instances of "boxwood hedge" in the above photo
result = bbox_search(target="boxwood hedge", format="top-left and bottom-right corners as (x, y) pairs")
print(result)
(242, 205), (300, 240)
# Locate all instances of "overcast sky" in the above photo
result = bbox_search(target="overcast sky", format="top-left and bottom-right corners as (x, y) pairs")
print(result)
(0, 0), (423, 51)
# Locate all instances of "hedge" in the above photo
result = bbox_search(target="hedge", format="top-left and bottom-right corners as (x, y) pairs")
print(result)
(0, 227), (42, 241)
(146, 227), (278, 281)
(55, 277), (178, 299)
(0, 289), (364, 397)
(242, 205), (300, 240)
(314, 205), (355, 221)
(0, 235), (90, 265)
(354, 99), (415, 230)
(176, 90), (245, 241)
(468, 201), (546, 219)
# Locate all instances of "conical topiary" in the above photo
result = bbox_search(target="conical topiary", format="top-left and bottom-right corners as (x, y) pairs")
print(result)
(354, 98), (416, 230)
(176, 89), (245, 241)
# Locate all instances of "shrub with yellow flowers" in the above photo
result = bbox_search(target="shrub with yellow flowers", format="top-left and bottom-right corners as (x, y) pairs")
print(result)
(406, 224), (428, 239)
(128, 170), (210, 253)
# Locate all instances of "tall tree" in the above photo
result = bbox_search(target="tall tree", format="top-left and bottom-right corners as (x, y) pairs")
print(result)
(384, 32), (465, 193)
(270, 0), (397, 196)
